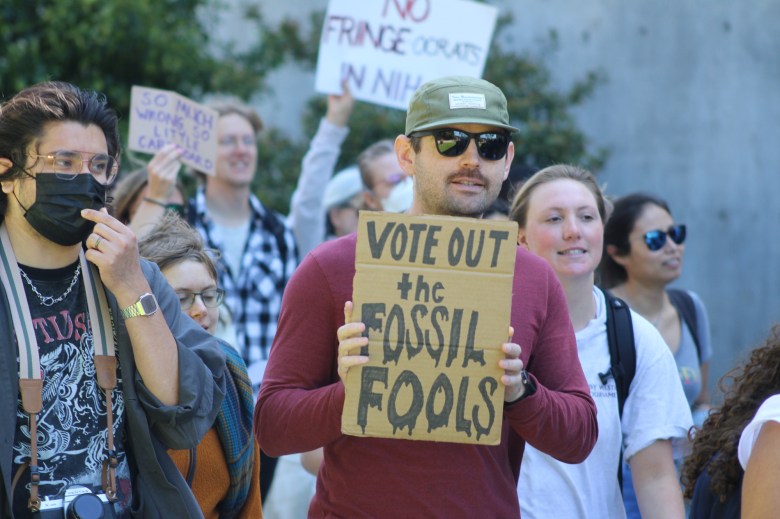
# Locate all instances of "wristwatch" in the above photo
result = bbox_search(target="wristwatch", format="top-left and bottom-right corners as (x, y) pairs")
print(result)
(507, 369), (537, 405)
(120, 292), (159, 319)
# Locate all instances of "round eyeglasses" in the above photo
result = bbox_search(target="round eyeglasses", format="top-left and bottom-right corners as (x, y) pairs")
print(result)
(175, 288), (225, 311)
(29, 150), (119, 184)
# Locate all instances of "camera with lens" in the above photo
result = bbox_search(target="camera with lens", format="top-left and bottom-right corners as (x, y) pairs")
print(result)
(35, 485), (116, 519)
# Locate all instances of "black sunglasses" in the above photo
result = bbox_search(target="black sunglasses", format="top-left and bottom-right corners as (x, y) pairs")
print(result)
(643, 224), (686, 251)
(412, 128), (510, 161)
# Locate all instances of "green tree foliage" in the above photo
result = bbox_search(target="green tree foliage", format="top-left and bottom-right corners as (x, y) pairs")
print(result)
(1, 0), (263, 112)
(0, 0), (304, 210)
(0, 1), (607, 214)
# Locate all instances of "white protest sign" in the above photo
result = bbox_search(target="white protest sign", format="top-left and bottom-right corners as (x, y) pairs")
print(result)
(128, 86), (218, 175)
(315, 0), (498, 110)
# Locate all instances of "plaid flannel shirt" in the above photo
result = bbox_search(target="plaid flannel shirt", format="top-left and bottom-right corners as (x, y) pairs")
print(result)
(189, 189), (298, 377)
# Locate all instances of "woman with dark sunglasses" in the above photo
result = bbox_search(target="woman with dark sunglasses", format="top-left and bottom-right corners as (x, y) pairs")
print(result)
(600, 192), (714, 517)
(110, 144), (188, 238)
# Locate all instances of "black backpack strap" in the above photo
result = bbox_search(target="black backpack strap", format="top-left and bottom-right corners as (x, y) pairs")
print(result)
(602, 290), (637, 490)
(667, 288), (701, 364)
(603, 291), (636, 418)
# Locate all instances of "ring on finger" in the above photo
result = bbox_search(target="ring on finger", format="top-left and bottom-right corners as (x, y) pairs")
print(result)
(94, 235), (103, 250)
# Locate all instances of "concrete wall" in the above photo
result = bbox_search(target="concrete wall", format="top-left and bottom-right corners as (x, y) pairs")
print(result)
(497, 0), (780, 396)
(235, 0), (780, 396)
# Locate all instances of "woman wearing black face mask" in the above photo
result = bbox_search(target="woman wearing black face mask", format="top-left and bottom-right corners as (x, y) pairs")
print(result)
(0, 81), (225, 519)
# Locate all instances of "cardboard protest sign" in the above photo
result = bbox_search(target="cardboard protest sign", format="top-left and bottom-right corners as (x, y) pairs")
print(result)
(128, 86), (218, 175)
(316, 0), (498, 110)
(342, 211), (517, 445)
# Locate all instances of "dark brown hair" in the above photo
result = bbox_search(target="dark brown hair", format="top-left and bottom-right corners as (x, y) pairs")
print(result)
(110, 167), (187, 224)
(0, 81), (120, 219)
(681, 325), (780, 500)
(599, 193), (672, 288)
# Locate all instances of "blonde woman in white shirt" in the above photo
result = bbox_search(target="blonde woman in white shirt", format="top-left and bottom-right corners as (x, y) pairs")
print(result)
(510, 164), (692, 519)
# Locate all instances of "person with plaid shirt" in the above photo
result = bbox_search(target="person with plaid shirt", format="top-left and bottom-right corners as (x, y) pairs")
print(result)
(187, 97), (298, 500)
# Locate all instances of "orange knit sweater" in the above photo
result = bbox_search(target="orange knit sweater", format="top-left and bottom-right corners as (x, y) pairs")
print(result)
(170, 427), (263, 518)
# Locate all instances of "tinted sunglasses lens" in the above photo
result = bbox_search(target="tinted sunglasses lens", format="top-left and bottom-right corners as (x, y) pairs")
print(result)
(434, 130), (470, 157)
(644, 231), (666, 251)
(476, 133), (508, 160)
(165, 203), (186, 217)
(668, 224), (686, 244)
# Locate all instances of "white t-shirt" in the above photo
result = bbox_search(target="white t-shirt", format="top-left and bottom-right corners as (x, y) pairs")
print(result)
(211, 219), (250, 278)
(518, 287), (693, 519)
(738, 394), (780, 470)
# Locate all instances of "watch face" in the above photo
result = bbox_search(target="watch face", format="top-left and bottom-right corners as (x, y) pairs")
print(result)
(139, 293), (158, 314)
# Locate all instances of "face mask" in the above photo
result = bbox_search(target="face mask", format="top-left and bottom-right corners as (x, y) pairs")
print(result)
(19, 173), (107, 246)
(381, 177), (414, 213)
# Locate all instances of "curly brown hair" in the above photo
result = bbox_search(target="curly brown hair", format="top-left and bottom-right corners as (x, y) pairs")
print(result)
(681, 324), (780, 500)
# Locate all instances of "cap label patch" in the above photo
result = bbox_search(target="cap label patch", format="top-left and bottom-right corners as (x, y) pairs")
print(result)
(449, 93), (486, 110)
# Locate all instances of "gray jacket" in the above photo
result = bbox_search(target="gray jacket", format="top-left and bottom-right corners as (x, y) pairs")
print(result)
(0, 260), (227, 518)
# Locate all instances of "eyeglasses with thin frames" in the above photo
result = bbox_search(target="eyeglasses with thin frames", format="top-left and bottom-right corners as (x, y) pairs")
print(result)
(411, 128), (511, 161)
(175, 288), (225, 311)
(28, 150), (119, 184)
(218, 135), (256, 148)
(643, 224), (686, 251)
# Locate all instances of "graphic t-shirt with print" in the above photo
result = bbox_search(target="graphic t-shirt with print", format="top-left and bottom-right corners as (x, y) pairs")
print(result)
(11, 261), (131, 518)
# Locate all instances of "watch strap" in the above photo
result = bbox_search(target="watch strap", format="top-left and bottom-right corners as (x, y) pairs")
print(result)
(506, 369), (537, 405)
(121, 301), (142, 319)
(120, 293), (158, 319)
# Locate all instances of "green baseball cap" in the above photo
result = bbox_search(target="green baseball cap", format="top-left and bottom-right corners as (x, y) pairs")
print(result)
(405, 76), (518, 136)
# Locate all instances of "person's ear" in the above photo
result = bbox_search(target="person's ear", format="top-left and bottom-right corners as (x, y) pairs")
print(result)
(605, 244), (629, 266)
(394, 135), (415, 177)
(0, 158), (12, 176)
(0, 158), (15, 194)
(503, 142), (515, 182)
(516, 228), (529, 249)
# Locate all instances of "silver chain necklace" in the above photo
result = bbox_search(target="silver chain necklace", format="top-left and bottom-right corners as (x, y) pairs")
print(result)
(19, 263), (82, 307)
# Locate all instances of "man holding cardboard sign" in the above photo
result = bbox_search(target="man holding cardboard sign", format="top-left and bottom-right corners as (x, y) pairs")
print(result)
(256, 76), (597, 517)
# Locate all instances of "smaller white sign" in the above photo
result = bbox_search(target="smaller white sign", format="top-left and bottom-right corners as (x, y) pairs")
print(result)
(128, 86), (218, 175)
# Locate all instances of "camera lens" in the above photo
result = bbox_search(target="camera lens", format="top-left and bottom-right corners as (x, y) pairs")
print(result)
(67, 493), (105, 519)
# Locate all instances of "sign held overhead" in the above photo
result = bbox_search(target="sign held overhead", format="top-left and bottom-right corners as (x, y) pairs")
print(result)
(128, 86), (218, 175)
(316, 0), (498, 110)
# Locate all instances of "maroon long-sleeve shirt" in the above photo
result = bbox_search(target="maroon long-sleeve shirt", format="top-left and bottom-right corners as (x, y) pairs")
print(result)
(256, 234), (596, 518)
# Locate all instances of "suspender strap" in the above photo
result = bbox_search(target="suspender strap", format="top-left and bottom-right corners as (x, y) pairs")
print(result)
(0, 224), (118, 509)
(19, 379), (43, 511)
(96, 355), (118, 500)
(82, 254), (119, 498)
(0, 227), (41, 381)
